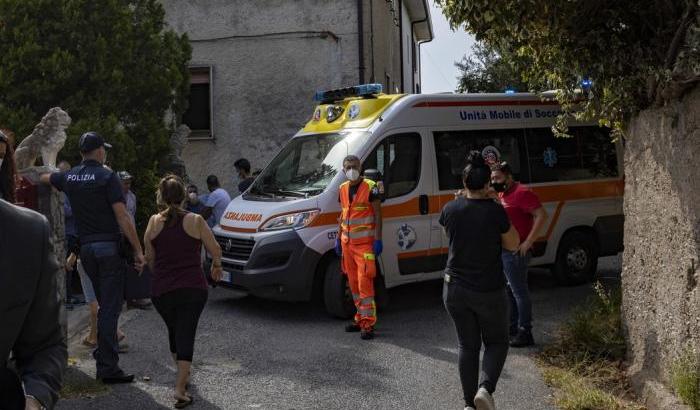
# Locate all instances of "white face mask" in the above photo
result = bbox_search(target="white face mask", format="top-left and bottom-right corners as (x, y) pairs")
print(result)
(345, 168), (360, 181)
(188, 192), (198, 201)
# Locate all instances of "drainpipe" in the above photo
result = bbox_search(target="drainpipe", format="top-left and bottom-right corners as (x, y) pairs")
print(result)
(357, 0), (365, 84)
(412, 15), (433, 93)
(399, 0), (404, 93)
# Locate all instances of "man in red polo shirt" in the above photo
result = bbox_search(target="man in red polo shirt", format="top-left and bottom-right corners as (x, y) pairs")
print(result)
(491, 162), (548, 347)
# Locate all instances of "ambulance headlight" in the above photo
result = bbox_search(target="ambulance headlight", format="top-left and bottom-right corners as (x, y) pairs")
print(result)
(259, 209), (321, 231)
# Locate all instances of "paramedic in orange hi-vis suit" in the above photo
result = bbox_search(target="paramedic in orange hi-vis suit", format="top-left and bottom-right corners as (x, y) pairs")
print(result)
(335, 155), (383, 340)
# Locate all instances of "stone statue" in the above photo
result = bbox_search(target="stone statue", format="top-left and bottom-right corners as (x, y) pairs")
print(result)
(14, 107), (71, 170)
(165, 124), (190, 180)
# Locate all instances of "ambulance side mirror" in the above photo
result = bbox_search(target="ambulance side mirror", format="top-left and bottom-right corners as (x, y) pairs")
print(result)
(362, 168), (386, 202)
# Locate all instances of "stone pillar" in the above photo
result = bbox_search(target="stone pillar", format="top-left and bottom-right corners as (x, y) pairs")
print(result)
(20, 166), (67, 339)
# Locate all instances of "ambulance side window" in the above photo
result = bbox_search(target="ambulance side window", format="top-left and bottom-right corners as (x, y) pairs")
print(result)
(364, 133), (421, 198)
(525, 126), (618, 183)
(433, 129), (525, 191)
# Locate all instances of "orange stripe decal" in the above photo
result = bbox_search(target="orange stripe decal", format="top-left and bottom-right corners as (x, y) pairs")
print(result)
(531, 180), (623, 203)
(397, 247), (449, 260)
(280, 180), (623, 230)
(308, 211), (340, 228)
(542, 201), (565, 241)
(220, 225), (257, 234)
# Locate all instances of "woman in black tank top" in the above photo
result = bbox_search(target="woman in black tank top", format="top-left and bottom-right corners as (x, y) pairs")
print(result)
(144, 175), (223, 408)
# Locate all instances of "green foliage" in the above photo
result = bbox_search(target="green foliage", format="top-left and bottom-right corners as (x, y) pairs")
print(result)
(547, 282), (626, 364)
(456, 41), (528, 93)
(541, 366), (643, 410)
(538, 283), (644, 409)
(0, 0), (191, 229)
(671, 347), (700, 409)
(436, 0), (699, 137)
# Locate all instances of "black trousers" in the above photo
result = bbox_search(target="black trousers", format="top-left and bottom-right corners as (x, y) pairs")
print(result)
(443, 278), (510, 407)
(152, 288), (208, 362)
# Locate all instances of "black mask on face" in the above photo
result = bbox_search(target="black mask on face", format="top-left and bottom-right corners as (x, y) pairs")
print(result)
(491, 182), (507, 192)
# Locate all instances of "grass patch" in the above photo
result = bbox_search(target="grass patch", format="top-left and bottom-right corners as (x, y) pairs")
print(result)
(537, 282), (645, 410)
(671, 347), (700, 409)
(60, 360), (109, 399)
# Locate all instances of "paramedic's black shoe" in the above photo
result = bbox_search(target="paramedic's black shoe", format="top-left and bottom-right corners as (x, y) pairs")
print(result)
(510, 328), (535, 347)
(344, 323), (361, 333)
(360, 328), (375, 340)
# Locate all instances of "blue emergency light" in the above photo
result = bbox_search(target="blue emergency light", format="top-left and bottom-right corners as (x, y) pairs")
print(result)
(580, 78), (593, 89)
(314, 84), (383, 103)
(504, 87), (516, 94)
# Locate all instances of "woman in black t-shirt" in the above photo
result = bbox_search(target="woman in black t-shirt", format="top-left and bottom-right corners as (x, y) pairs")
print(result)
(439, 151), (520, 410)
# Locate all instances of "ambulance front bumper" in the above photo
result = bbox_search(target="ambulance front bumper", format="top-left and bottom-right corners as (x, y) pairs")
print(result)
(207, 229), (322, 302)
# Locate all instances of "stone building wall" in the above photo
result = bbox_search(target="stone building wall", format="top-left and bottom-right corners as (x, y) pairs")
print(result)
(622, 85), (700, 405)
(161, 0), (360, 195)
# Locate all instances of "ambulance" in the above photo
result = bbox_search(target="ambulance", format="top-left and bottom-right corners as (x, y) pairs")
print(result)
(209, 84), (624, 318)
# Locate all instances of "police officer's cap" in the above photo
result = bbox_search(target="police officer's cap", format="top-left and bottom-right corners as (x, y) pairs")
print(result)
(118, 171), (133, 181)
(79, 131), (112, 153)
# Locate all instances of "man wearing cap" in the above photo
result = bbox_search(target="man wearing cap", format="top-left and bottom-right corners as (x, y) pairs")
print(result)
(118, 170), (152, 310)
(41, 131), (145, 384)
(117, 171), (137, 225)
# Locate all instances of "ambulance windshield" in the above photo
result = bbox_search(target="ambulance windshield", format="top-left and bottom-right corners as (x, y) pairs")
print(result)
(246, 131), (370, 200)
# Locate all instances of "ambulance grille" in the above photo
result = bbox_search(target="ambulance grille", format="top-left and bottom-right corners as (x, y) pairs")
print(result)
(215, 236), (255, 262)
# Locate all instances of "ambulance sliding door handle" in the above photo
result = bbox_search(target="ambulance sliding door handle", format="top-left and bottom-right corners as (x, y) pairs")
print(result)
(419, 194), (429, 215)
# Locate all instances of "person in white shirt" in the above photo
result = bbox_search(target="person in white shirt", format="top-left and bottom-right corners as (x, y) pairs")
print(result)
(118, 171), (137, 224)
(201, 175), (231, 228)
(119, 170), (151, 310)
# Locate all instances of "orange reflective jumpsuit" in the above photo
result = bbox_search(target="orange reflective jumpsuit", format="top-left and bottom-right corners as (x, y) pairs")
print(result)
(339, 178), (379, 330)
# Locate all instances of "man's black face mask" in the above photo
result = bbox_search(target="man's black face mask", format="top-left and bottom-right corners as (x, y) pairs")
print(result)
(491, 182), (507, 192)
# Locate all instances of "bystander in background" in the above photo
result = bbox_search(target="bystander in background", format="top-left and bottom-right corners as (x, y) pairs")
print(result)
(491, 162), (547, 348)
(0, 129), (17, 202)
(201, 175), (231, 228)
(234, 158), (255, 194)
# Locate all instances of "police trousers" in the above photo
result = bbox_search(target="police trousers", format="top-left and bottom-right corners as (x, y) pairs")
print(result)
(80, 241), (126, 378)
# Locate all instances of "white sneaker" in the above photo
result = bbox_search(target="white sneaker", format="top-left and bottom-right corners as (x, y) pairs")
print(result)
(465, 407), (476, 410)
(474, 387), (496, 410)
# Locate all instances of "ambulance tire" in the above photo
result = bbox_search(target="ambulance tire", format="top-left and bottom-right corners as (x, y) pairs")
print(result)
(553, 231), (598, 286)
(323, 258), (355, 319)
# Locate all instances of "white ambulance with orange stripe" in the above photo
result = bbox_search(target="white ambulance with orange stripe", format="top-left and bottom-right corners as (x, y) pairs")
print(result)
(209, 84), (623, 318)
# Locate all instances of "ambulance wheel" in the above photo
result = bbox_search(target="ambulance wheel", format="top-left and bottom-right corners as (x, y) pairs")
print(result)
(323, 258), (355, 319)
(553, 231), (598, 286)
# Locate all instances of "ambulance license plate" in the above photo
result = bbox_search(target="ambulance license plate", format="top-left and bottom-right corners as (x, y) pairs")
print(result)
(221, 271), (232, 283)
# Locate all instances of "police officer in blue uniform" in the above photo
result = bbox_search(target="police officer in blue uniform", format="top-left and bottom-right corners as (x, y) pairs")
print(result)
(41, 131), (145, 384)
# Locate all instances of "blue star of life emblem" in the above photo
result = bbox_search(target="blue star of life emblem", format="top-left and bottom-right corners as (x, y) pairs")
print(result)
(543, 147), (558, 168)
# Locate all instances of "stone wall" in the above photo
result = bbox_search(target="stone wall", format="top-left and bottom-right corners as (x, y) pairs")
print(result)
(622, 85), (700, 406)
(161, 0), (360, 195)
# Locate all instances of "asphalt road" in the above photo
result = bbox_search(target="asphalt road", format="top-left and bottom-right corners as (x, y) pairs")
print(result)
(57, 255), (621, 410)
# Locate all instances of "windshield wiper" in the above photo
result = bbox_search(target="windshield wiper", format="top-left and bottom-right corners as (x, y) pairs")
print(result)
(270, 189), (307, 198)
(248, 186), (274, 198)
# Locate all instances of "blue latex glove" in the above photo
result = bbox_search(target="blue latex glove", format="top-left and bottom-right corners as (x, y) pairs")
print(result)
(335, 238), (342, 256)
(373, 240), (383, 256)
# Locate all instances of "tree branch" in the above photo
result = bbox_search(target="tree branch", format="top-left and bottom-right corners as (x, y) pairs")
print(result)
(663, 0), (696, 70)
